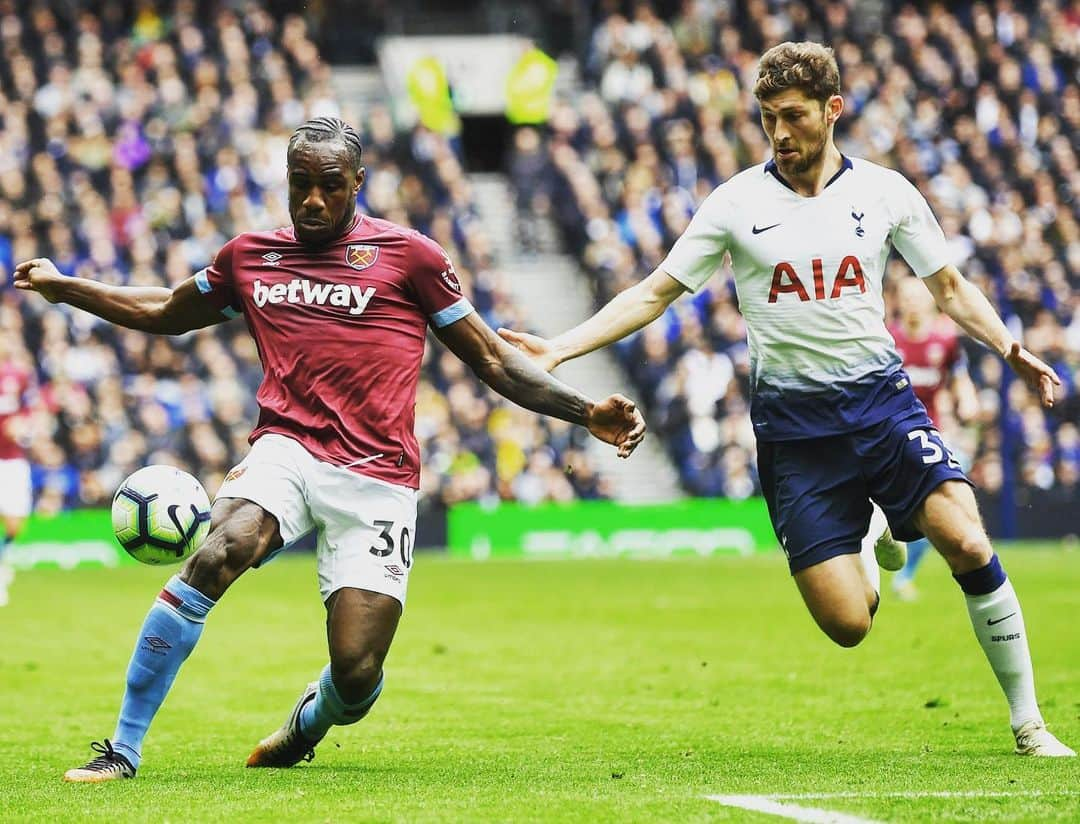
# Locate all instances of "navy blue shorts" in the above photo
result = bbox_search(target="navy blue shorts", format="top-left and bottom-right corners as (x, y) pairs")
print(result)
(757, 404), (971, 574)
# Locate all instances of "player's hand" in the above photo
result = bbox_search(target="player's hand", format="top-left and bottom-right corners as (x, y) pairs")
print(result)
(585, 394), (646, 458)
(12, 258), (67, 304)
(1005, 341), (1061, 408)
(497, 327), (560, 373)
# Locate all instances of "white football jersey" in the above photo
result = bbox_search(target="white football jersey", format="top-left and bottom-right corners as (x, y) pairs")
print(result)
(660, 156), (952, 440)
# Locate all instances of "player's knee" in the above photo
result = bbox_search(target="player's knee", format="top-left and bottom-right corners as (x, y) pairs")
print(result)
(183, 518), (256, 598)
(183, 538), (227, 592)
(331, 648), (385, 704)
(938, 529), (993, 569)
(823, 613), (872, 648)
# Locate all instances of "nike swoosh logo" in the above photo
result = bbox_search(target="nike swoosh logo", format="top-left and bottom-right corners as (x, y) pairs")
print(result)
(752, 223), (781, 234)
(987, 612), (1016, 626)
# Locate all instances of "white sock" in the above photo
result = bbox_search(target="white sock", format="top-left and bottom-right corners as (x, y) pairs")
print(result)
(964, 577), (1042, 731)
(858, 504), (885, 595)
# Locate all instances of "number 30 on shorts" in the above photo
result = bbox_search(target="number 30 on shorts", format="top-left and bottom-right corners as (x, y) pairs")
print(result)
(907, 428), (960, 469)
(368, 519), (413, 568)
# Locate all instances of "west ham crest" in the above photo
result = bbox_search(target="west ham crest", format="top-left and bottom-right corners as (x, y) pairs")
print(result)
(346, 244), (379, 270)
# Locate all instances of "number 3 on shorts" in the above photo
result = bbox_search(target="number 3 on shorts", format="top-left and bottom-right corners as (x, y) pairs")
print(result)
(907, 428), (960, 469)
(369, 519), (413, 568)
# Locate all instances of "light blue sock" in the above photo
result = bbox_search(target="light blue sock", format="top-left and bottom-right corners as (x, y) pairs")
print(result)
(112, 576), (216, 769)
(895, 537), (932, 585)
(298, 664), (384, 741)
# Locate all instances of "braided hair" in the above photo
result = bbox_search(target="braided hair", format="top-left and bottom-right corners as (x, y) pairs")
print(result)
(287, 117), (363, 172)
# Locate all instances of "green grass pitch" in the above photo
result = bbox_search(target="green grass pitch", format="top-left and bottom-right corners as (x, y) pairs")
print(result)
(1, 546), (1077, 822)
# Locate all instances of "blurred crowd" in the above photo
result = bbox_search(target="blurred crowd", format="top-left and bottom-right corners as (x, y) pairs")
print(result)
(511, 0), (1080, 501)
(0, 0), (610, 518)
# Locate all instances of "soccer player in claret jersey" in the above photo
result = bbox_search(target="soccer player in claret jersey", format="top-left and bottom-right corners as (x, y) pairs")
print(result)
(499, 43), (1074, 757)
(889, 276), (979, 600)
(14, 117), (646, 782)
(0, 332), (34, 606)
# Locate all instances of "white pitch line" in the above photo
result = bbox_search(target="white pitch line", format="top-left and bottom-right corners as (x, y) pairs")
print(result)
(706, 790), (1080, 821)
(772, 790), (1080, 800)
(706, 795), (883, 823)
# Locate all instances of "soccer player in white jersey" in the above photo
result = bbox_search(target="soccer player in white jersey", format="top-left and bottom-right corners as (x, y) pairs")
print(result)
(499, 42), (1073, 757)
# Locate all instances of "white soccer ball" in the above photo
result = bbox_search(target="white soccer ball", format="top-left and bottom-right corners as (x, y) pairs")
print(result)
(112, 465), (212, 565)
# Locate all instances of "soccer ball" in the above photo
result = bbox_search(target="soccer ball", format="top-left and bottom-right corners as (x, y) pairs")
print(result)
(112, 465), (212, 565)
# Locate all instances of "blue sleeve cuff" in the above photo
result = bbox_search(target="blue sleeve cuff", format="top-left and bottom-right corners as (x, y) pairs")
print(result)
(194, 269), (239, 317)
(430, 297), (474, 328)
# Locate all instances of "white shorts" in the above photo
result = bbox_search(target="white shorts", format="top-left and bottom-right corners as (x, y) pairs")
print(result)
(0, 458), (31, 518)
(216, 434), (418, 605)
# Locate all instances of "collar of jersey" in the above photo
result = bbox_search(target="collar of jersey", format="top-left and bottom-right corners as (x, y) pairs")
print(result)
(764, 154), (852, 195)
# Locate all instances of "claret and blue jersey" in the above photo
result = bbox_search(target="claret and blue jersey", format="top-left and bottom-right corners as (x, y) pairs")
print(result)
(660, 155), (953, 441)
(194, 214), (473, 490)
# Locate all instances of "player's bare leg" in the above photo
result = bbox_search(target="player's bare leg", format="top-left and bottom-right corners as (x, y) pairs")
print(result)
(0, 515), (24, 607)
(793, 552), (879, 648)
(247, 587), (401, 767)
(65, 498), (283, 782)
(913, 480), (1074, 757)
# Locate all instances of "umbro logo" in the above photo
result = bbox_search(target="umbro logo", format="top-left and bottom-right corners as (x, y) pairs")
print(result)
(262, 252), (282, 266)
(143, 636), (172, 654)
(752, 222), (781, 235)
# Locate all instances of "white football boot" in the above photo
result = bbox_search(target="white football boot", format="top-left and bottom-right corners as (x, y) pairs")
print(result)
(64, 740), (137, 782)
(873, 527), (907, 572)
(1014, 721), (1076, 757)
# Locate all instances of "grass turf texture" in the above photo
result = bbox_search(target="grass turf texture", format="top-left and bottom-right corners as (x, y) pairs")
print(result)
(0, 546), (1077, 822)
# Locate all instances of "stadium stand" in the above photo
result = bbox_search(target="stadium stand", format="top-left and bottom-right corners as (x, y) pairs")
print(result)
(0, 2), (611, 524)
(513, 1), (1080, 509)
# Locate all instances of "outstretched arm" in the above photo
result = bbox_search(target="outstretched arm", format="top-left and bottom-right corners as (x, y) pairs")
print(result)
(923, 264), (1060, 407)
(434, 312), (646, 458)
(13, 258), (227, 335)
(498, 268), (688, 372)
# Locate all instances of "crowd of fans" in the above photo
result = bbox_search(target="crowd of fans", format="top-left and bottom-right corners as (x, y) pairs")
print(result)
(3, 0), (1077, 522)
(512, 0), (1080, 503)
(0, 1), (610, 521)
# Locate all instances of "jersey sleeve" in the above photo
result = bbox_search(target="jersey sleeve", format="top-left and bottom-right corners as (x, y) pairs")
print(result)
(659, 187), (733, 293)
(888, 174), (952, 279)
(406, 232), (474, 328)
(193, 236), (243, 318)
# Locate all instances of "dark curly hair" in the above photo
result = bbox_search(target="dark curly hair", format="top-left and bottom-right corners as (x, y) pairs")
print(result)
(753, 42), (841, 104)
